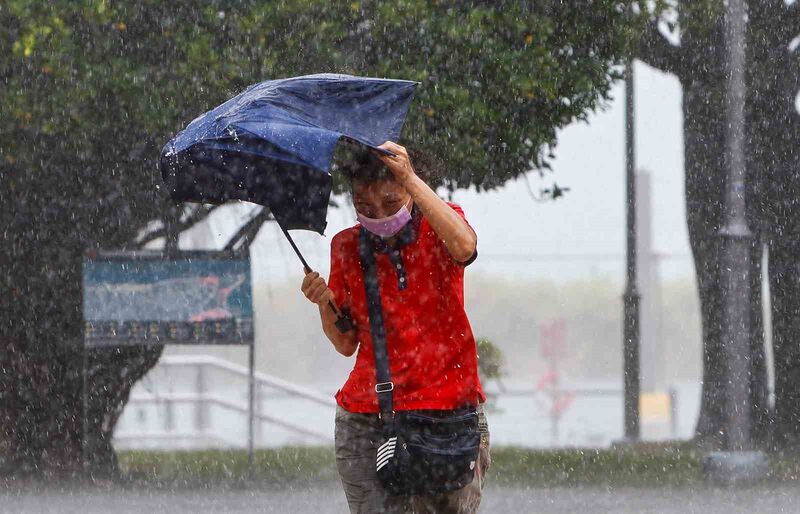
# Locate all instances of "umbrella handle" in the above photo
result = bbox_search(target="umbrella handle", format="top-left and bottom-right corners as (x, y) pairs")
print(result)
(330, 300), (354, 334)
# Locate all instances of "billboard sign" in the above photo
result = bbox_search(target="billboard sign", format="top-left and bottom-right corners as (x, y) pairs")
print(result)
(83, 250), (253, 348)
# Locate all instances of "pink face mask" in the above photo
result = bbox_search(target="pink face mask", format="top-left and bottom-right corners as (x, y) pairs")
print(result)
(357, 199), (413, 238)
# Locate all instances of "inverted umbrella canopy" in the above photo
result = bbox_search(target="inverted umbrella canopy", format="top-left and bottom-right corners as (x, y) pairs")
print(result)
(160, 73), (419, 235)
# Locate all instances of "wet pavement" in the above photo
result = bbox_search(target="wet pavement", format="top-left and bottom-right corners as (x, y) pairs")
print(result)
(1, 482), (798, 513)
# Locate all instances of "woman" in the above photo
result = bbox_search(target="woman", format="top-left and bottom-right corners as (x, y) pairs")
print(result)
(301, 141), (489, 514)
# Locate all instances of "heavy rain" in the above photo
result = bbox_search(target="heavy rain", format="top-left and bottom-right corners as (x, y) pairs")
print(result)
(2, 1), (800, 513)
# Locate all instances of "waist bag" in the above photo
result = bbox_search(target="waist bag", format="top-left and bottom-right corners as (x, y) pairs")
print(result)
(358, 228), (480, 496)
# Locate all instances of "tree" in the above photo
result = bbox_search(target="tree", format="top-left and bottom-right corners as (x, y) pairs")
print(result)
(0, 0), (645, 475)
(635, 0), (800, 448)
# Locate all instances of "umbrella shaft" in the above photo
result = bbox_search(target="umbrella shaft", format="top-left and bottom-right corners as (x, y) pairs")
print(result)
(278, 222), (312, 272)
(277, 221), (343, 319)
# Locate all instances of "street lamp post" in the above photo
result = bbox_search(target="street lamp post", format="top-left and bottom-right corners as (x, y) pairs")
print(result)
(702, 0), (767, 482)
(623, 60), (641, 442)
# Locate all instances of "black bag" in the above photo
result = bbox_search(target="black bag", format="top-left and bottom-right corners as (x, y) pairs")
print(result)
(359, 229), (480, 496)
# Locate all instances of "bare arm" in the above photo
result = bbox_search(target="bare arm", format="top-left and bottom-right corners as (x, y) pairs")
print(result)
(301, 271), (358, 356)
(374, 141), (477, 262)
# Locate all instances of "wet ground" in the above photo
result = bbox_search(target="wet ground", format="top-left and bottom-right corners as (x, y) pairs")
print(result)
(2, 482), (799, 514)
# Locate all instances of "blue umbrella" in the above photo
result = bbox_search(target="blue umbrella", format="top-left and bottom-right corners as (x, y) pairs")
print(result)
(160, 73), (417, 233)
(160, 73), (418, 331)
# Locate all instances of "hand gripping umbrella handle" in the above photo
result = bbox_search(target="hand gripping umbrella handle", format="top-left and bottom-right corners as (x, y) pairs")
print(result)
(304, 264), (354, 334)
(279, 222), (354, 334)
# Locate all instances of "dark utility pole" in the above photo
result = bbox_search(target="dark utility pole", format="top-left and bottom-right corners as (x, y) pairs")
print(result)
(719, 0), (752, 452)
(623, 60), (640, 442)
(702, 0), (767, 482)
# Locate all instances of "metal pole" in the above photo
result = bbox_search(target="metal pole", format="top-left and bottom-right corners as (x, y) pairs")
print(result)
(247, 340), (255, 475)
(720, 0), (752, 452)
(669, 386), (678, 439)
(195, 364), (206, 433)
(623, 60), (641, 442)
(702, 0), (767, 482)
(165, 382), (174, 432)
(81, 347), (89, 471)
(255, 380), (264, 447)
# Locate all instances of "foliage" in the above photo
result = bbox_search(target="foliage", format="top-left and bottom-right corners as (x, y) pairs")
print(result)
(476, 337), (504, 383)
(116, 444), (708, 487)
(114, 444), (800, 487)
(356, 0), (647, 189)
(69, 445), (800, 486)
(117, 447), (338, 487)
(1, 1), (650, 194)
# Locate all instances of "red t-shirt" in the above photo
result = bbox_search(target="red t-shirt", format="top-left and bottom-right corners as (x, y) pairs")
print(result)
(328, 202), (486, 413)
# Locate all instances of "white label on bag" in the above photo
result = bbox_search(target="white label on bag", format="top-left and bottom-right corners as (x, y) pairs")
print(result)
(376, 437), (398, 471)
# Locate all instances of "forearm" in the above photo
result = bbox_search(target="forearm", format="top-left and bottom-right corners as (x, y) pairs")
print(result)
(319, 303), (358, 356)
(401, 174), (477, 262)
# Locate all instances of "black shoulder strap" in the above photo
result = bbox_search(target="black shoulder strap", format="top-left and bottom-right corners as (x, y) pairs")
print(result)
(358, 228), (395, 416)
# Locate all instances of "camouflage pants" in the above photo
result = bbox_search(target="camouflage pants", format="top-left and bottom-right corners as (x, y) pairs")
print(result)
(334, 404), (491, 514)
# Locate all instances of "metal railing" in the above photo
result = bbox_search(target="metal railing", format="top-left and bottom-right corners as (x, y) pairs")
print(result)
(114, 355), (688, 450)
(114, 355), (336, 449)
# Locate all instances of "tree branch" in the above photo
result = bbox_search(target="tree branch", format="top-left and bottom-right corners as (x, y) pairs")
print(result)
(163, 209), (179, 255)
(179, 204), (219, 227)
(224, 207), (273, 254)
(135, 204), (219, 248)
(634, 20), (686, 79)
(787, 2), (800, 40)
